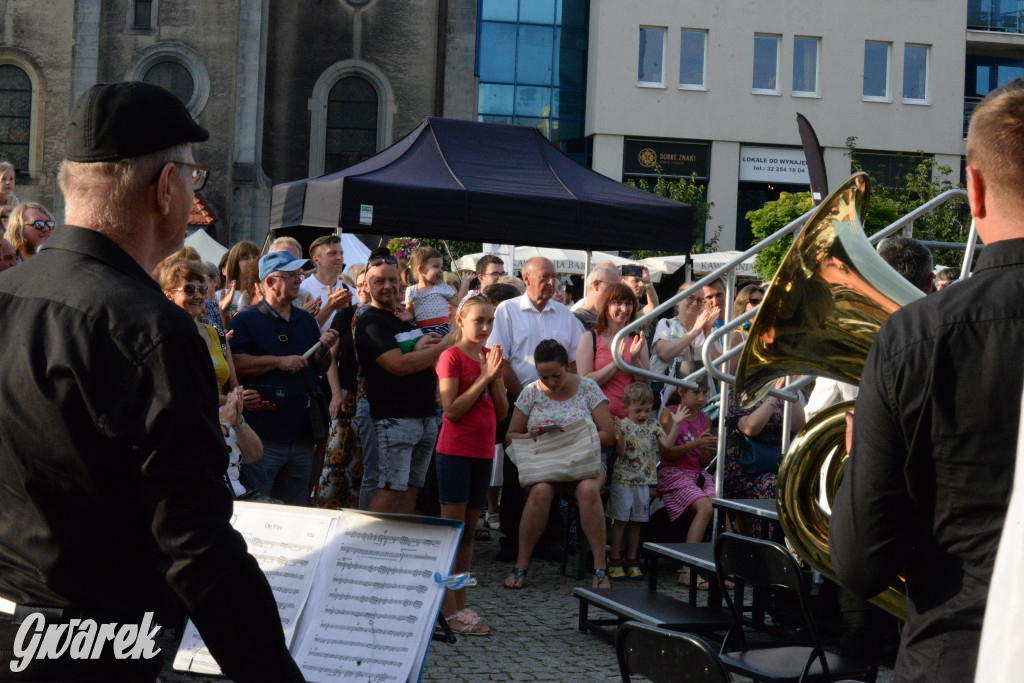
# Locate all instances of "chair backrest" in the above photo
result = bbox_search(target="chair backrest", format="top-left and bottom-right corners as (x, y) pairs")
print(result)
(714, 532), (822, 647)
(615, 621), (730, 683)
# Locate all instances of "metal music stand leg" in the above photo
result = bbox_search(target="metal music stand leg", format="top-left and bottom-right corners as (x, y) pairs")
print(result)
(434, 613), (457, 644)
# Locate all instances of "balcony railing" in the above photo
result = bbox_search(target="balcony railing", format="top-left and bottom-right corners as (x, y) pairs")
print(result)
(964, 95), (983, 138)
(968, 3), (1024, 33)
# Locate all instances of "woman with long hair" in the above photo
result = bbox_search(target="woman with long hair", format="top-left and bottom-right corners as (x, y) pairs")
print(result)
(4, 202), (54, 262)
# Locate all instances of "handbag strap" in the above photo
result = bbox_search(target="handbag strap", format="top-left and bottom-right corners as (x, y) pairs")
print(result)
(256, 302), (319, 395)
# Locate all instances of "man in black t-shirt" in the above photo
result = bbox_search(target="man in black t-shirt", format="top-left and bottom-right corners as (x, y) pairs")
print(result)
(355, 256), (452, 513)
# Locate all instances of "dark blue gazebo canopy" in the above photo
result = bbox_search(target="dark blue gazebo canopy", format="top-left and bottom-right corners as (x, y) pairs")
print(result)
(270, 117), (693, 252)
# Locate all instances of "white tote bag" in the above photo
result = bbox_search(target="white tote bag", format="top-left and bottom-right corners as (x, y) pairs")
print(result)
(506, 418), (603, 487)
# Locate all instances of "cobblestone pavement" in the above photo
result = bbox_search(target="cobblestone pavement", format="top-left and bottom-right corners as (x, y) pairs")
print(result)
(160, 525), (894, 682)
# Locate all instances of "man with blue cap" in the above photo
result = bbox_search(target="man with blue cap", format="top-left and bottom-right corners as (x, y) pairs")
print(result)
(0, 82), (305, 681)
(229, 250), (339, 506)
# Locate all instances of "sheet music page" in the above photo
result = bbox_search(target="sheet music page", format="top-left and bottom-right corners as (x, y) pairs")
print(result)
(172, 503), (335, 674)
(291, 511), (460, 683)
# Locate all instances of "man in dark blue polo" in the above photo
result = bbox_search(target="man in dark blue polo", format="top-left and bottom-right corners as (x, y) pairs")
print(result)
(230, 251), (338, 505)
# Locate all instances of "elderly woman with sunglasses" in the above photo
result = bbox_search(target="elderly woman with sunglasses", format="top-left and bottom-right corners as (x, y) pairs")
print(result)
(4, 202), (55, 262)
(160, 258), (240, 404)
(650, 281), (720, 377)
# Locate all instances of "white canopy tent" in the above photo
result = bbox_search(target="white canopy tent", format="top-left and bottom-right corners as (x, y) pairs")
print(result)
(341, 232), (371, 275)
(184, 229), (228, 264)
(455, 247), (661, 281)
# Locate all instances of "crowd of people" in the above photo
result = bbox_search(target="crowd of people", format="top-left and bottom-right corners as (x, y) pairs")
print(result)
(2, 77), (1021, 683)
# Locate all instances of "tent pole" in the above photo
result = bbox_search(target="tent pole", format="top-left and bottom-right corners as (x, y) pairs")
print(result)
(259, 227), (273, 255)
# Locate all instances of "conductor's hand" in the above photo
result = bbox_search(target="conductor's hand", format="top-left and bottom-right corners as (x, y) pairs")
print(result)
(278, 355), (307, 373)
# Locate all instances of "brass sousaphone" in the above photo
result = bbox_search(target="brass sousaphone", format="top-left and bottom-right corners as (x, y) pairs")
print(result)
(733, 173), (922, 619)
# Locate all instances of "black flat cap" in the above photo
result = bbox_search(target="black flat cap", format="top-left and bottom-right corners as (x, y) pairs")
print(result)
(66, 81), (209, 162)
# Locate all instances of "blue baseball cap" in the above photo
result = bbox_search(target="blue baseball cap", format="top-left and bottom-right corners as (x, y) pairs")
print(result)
(259, 250), (310, 280)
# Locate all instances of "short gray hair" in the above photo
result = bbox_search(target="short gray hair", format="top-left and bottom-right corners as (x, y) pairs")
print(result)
(585, 264), (618, 290)
(58, 143), (190, 239)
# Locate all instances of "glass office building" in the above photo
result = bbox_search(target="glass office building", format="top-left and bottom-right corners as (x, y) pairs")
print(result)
(476, 0), (590, 165)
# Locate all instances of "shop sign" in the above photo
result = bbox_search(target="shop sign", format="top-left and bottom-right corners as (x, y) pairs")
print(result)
(623, 138), (709, 179)
(739, 146), (810, 184)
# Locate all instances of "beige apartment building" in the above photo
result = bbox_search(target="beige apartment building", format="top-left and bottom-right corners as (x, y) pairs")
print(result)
(584, 1), (1006, 250)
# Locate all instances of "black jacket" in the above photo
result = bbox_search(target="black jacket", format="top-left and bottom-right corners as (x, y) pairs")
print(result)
(0, 227), (303, 682)
(831, 237), (1024, 682)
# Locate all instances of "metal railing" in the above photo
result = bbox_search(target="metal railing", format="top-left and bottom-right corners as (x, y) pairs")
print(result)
(610, 186), (977, 517)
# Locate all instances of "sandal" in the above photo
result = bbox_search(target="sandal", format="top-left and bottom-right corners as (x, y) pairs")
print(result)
(678, 568), (710, 591)
(485, 513), (500, 530)
(504, 567), (527, 589)
(592, 568), (611, 589)
(446, 608), (490, 636)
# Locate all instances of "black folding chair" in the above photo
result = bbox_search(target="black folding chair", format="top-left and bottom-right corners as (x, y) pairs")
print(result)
(615, 621), (730, 683)
(713, 533), (873, 683)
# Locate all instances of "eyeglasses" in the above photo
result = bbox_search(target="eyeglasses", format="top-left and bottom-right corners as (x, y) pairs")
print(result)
(180, 162), (210, 191)
(268, 272), (303, 281)
(483, 271), (507, 279)
(151, 162), (211, 192)
(29, 220), (55, 231)
(167, 283), (208, 295)
(686, 295), (704, 304)
(367, 256), (398, 268)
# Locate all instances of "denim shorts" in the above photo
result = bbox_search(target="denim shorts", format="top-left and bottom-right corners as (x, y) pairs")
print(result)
(436, 453), (492, 508)
(606, 482), (652, 522)
(373, 416), (437, 491)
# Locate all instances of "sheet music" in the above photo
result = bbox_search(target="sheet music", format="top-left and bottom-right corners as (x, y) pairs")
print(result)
(172, 505), (334, 675)
(291, 512), (459, 683)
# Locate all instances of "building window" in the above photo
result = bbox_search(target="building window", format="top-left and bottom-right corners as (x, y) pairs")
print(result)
(143, 60), (194, 108)
(0, 65), (31, 172)
(125, 0), (157, 34)
(679, 29), (707, 89)
(792, 36), (819, 96)
(129, 44), (210, 115)
(638, 27), (666, 86)
(325, 76), (378, 174)
(903, 44), (929, 103)
(475, 1), (590, 166)
(752, 34), (780, 93)
(863, 41), (890, 100)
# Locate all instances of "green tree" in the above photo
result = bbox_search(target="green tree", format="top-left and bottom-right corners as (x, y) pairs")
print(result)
(747, 140), (968, 279)
(627, 165), (721, 259)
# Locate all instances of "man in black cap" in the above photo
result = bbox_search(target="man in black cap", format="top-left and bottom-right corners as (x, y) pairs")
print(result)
(0, 82), (303, 681)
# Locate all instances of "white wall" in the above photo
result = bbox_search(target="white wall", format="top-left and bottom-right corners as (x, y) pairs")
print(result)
(587, 0), (969, 248)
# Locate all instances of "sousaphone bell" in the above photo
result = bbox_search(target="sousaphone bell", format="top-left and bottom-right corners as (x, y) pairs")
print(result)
(733, 173), (922, 619)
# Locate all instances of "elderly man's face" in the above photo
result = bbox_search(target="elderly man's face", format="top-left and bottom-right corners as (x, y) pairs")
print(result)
(524, 261), (557, 303)
(0, 239), (16, 272)
(264, 271), (303, 303)
(367, 263), (400, 310)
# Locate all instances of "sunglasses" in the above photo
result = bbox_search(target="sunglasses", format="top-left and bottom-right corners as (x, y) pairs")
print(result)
(167, 283), (209, 295)
(29, 220), (55, 231)
(367, 256), (398, 267)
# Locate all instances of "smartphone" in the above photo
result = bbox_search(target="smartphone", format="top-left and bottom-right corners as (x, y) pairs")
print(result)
(248, 384), (286, 408)
(538, 424), (561, 434)
(621, 264), (643, 278)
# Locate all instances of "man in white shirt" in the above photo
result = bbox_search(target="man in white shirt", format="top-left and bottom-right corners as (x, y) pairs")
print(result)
(489, 256), (584, 399)
(304, 234), (354, 330)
